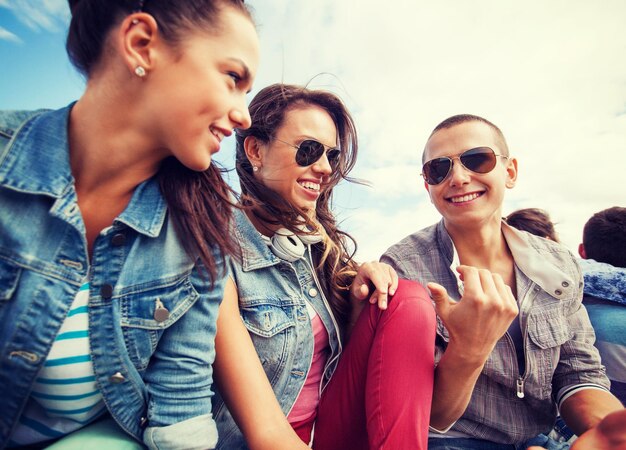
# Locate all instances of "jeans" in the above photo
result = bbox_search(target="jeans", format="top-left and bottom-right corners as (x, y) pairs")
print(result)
(313, 279), (436, 450)
(428, 434), (571, 450)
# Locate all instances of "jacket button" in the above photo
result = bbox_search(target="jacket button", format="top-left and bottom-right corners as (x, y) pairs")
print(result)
(154, 307), (170, 323)
(111, 233), (126, 246)
(561, 281), (569, 288)
(109, 372), (125, 383)
(308, 288), (318, 297)
(555, 289), (563, 296)
(140, 416), (148, 428)
(100, 284), (114, 299)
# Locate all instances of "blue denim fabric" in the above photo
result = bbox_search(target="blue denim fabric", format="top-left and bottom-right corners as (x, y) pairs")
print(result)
(580, 258), (626, 404)
(211, 209), (342, 449)
(579, 258), (626, 305)
(428, 434), (570, 450)
(0, 107), (226, 450)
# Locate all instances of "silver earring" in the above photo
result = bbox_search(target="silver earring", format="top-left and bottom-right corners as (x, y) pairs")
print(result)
(131, 19), (139, 25)
(252, 165), (259, 172)
(134, 66), (146, 78)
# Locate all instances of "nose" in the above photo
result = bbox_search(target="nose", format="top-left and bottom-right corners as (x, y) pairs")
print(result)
(447, 156), (470, 187)
(311, 151), (333, 176)
(230, 96), (252, 130)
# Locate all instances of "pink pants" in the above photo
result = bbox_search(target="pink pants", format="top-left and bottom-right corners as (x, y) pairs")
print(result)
(313, 279), (436, 450)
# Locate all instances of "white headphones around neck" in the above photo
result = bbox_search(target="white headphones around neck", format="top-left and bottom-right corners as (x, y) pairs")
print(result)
(270, 227), (322, 262)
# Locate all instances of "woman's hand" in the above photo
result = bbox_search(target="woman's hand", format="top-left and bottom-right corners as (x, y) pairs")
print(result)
(350, 261), (399, 310)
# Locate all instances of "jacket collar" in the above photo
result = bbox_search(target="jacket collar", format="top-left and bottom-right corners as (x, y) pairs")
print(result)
(0, 105), (167, 238)
(233, 208), (283, 271)
(436, 219), (576, 300)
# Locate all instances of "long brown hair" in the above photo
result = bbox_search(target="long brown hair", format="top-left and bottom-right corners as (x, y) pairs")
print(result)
(235, 83), (362, 328)
(66, 0), (252, 283)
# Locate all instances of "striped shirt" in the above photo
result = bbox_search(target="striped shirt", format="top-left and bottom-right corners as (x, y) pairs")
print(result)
(8, 282), (106, 447)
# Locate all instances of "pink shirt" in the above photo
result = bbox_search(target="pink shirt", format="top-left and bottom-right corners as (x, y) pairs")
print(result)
(288, 305), (330, 422)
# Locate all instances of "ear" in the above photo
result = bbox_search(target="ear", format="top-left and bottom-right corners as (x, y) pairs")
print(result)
(578, 243), (587, 259)
(244, 136), (264, 168)
(505, 157), (518, 189)
(118, 13), (160, 77)
(423, 180), (434, 203)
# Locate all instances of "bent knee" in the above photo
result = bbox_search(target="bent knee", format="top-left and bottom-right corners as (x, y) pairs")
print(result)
(388, 279), (435, 322)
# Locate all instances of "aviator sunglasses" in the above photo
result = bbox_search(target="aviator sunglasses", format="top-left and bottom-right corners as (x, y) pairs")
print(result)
(274, 137), (341, 168)
(421, 146), (508, 185)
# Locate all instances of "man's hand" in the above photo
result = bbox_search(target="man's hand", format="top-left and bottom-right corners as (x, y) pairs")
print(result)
(527, 409), (626, 449)
(571, 409), (626, 450)
(428, 265), (518, 362)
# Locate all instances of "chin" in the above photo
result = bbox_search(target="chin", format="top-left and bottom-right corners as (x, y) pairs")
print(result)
(184, 158), (213, 172)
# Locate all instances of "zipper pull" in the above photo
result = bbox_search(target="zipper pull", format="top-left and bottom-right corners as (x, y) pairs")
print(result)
(516, 377), (525, 399)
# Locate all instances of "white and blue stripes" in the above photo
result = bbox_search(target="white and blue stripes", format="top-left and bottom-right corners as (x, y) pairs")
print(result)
(8, 282), (106, 447)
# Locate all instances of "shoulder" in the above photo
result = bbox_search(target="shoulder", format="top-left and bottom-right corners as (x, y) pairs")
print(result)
(0, 109), (49, 140)
(381, 222), (446, 281)
(0, 109), (51, 164)
(521, 229), (579, 269)
(580, 259), (626, 305)
(383, 222), (439, 260)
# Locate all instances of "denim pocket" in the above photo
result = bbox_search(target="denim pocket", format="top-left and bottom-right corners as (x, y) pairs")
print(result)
(120, 276), (198, 371)
(240, 302), (296, 383)
(241, 303), (295, 338)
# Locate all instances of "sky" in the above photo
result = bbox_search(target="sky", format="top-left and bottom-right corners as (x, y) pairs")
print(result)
(1, 1), (625, 261)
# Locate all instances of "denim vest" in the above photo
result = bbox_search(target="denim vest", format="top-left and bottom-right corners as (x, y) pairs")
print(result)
(0, 107), (226, 450)
(212, 209), (343, 449)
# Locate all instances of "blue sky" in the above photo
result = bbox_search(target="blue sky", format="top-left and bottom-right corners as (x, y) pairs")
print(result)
(2, 1), (626, 260)
(0, 1), (83, 109)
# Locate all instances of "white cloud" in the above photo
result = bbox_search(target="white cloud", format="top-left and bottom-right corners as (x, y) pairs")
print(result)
(250, 0), (626, 259)
(0, 26), (22, 44)
(1, 0), (69, 32)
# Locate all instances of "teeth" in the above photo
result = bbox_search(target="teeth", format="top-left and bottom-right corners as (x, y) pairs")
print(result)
(299, 181), (320, 191)
(450, 192), (480, 203)
(209, 127), (224, 141)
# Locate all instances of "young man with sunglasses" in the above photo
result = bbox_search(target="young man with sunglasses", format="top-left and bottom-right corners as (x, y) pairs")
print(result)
(381, 114), (624, 449)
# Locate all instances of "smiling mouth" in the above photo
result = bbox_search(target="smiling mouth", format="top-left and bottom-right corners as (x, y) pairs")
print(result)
(209, 126), (224, 142)
(298, 181), (321, 192)
(447, 192), (482, 203)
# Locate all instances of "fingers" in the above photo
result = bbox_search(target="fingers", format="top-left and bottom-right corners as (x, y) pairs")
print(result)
(350, 262), (398, 310)
(456, 265), (518, 317)
(427, 282), (450, 318)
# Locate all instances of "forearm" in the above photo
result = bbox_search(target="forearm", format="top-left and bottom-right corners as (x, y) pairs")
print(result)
(430, 343), (486, 430)
(560, 389), (624, 436)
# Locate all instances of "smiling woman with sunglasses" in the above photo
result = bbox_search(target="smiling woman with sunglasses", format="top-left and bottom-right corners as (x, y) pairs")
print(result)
(210, 83), (436, 450)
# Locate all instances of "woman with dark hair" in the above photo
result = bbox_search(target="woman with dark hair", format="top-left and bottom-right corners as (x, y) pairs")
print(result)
(0, 0), (259, 448)
(505, 208), (559, 242)
(211, 83), (436, 450)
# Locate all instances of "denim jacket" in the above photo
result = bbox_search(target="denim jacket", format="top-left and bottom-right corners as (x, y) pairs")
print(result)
(382, 220), (610, 444)
(212, 209), (342, 449)
(578, 258), (626, 305)
(0, 107), (226, 450)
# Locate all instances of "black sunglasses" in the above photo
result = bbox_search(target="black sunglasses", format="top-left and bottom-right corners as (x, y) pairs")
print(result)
(421, 146), (508, 185)
(274, 138), (341, 168)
